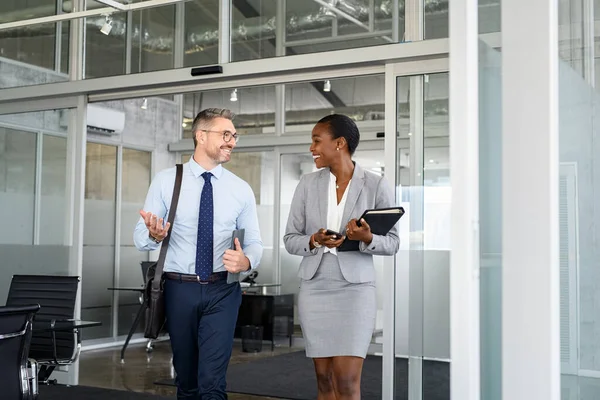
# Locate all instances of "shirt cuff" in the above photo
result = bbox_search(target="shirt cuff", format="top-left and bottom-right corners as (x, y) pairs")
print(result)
(143, 233), (161, 250)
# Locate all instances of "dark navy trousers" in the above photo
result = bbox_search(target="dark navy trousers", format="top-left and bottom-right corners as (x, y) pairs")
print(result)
(164, 277), (242, 400)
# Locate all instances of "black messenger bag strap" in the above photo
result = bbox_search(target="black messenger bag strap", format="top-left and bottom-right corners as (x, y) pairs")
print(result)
(151, 163), (183, 289)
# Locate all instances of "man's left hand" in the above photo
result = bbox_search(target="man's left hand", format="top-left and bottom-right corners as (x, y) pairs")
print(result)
(223, 238), (251, 273)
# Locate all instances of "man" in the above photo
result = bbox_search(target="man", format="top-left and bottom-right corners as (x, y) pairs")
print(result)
(134, 108), (263, 400)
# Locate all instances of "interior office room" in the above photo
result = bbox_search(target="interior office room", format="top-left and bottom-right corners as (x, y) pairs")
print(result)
(0, 0), (595, 399)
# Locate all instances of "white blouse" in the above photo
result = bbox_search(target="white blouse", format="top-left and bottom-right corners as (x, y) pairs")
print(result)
(324, 172), (351, 256)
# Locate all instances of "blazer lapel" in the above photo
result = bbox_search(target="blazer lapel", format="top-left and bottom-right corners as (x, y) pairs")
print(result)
(318, 169), (329, 228)
(339, 163), (365, 233)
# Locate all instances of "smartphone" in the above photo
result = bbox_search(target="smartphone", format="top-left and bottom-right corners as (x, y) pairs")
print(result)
(325, 229), (343, 240)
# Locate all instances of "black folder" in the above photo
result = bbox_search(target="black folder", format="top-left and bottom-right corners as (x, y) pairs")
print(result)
(338, 207), (404, 252)
(231, 229), (245, 249)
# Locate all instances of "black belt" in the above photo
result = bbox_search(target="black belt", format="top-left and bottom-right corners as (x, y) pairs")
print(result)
(164, 271), (228, 284)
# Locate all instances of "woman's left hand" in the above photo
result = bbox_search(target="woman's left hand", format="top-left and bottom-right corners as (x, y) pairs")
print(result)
(346, 218), (373, 244)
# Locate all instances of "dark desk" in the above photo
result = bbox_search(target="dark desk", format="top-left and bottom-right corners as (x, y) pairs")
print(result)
(235, 293), (294, 350)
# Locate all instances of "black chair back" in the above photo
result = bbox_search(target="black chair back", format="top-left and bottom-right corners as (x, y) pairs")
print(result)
(6, 275), (79, 362)
(0, 304), (40, 400)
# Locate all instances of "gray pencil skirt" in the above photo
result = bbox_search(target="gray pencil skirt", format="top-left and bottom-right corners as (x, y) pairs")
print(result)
(298, 253), (376, 358)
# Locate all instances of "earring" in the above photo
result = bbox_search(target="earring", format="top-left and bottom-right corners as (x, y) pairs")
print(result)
(336, 147), (339, 151)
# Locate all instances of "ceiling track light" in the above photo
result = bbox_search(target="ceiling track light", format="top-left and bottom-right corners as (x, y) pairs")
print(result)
(141, 98), (148, 110)
(100, 14), (113, 35)
(230, 89), (238, 102)
(323, 80), (331, 92)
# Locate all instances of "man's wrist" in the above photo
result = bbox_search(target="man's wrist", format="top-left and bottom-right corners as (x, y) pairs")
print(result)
(149, 233), (162, 243)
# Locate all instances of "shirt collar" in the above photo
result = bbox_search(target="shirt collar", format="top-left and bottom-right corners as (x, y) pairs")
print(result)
(188, 155), (223, 179)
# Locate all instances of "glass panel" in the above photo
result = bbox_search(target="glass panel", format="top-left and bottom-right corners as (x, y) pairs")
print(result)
(394, 72), (450, 398)
(86, 10), (127, 78)
(82, 143), (117, 339)
(479, 0), (502, 396)
(559, 0), (600, 397)
(284, 76), (384, 133)
(226, 151), (275, 285)
(231, 0), (277, 61)
(117, 148), (151, 336)
(40, 135), (68, 245)
(423, 73), (450, 399)
(0, 127), (36, 245)
(0, 1), (70, 88)
(182, 87), (276, 138)
(0, 110), (72, 331)
(184, 0), (219, 67)
(284, 0), (395, 56)
(424, 0), (501, 39)
(131, 6), (176, 73)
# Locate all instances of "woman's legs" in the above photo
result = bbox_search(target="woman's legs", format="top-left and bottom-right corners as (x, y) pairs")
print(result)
(313, 357), (336, 400)
(331, 356), (364, 400)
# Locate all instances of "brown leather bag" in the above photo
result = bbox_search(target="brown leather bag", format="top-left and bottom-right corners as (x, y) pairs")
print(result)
(144, 163), (183, 339)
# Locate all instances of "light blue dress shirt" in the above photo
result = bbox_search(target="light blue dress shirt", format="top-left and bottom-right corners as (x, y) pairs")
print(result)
(133, 157), (263, 275)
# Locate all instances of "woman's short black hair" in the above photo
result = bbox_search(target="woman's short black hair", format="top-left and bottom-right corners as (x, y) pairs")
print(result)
(316, 114), (360, 155)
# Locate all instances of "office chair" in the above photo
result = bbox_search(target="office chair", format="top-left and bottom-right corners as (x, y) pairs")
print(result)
(6, 275), (80, 384)
(0, 304), (41, 400)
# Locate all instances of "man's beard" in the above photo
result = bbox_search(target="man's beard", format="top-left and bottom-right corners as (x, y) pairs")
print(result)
(207, 145), (231, 164)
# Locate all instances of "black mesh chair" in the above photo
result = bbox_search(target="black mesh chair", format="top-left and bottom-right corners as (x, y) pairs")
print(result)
(5, 275), (80, 384)
(0, 304), (41, 400)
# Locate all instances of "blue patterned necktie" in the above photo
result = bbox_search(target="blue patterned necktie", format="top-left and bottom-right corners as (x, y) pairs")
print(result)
(195, 172), (213, 280)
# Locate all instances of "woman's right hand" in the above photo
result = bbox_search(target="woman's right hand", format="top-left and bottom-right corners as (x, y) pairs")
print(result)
(140, 210), (170, 242)
(312, 228), (345, 249)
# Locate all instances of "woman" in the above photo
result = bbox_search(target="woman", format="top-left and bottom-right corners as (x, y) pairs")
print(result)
(283, 114), (399, 400)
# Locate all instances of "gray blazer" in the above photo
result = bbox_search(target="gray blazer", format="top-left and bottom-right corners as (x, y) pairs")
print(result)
(283, 163), (400, 283)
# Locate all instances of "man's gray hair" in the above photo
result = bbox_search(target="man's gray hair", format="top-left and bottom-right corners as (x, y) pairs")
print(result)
(192, 108), (235, 148)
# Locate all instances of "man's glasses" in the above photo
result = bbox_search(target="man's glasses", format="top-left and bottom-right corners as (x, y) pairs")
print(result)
(202, 129), (239, 143)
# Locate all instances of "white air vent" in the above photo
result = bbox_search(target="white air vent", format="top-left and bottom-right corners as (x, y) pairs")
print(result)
(86, 104), (125, 135)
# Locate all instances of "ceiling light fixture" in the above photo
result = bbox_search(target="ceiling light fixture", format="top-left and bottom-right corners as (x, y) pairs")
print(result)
(323, 80), (331, 92)
(141, 98), (148, 110)
(230, 89), (238, 102)
(100, 15), (113, 35)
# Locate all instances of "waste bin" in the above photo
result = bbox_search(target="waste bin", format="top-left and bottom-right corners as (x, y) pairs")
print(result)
(241, 325), (263, 353)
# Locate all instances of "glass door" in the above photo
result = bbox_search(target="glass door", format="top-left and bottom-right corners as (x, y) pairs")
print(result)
(383, 67), (450, 399)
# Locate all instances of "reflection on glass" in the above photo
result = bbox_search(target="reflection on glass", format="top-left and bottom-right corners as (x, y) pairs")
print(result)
(285, 0), (395, 55)
(424, 1), (501, 39)
(285, 76), (385, 132)
(182, 87), (277, 138)
(0, 127), (36, 245)
(86, 10), (127, 78)
(118, 148), (151, 336)
(131, 6), (176, 73)
(184, 0), (219, 67)
(40, 135), (68, 245)
(232, 0), (277, 61)
(82, 143), (117, 339)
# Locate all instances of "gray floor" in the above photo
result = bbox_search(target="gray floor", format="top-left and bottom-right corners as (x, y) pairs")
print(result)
(78, 340), (595, 399)
(79, 339), (300, 400)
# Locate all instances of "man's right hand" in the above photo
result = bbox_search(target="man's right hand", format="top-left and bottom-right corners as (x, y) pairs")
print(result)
(140, 210), (170, 242)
